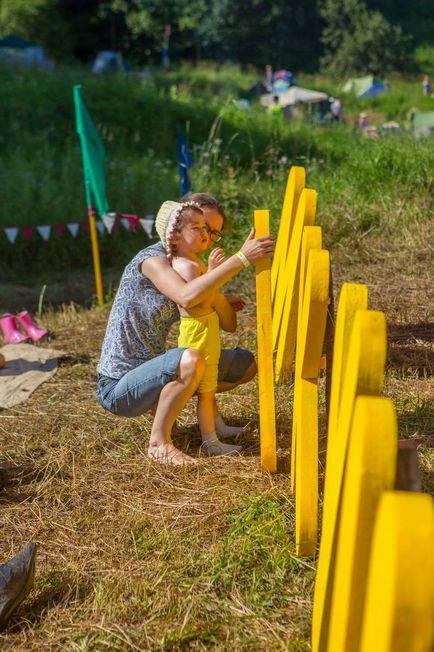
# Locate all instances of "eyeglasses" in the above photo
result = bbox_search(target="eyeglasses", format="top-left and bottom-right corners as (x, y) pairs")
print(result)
(189, 224), (222, 243)
(208, 228), (222, 243)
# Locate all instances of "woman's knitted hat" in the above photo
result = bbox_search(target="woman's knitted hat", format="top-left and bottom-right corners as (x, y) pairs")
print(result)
(155, 200), (182, 248)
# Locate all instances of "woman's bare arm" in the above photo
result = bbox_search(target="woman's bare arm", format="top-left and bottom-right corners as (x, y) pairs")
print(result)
(213, 291), (237, 332)
(141, 229), (274, 309)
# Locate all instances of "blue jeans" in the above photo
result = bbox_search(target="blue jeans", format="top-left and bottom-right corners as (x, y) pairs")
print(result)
(96, 347), (255, 418)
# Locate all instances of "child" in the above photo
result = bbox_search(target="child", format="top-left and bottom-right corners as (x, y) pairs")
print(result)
(163, 200), (244, 457)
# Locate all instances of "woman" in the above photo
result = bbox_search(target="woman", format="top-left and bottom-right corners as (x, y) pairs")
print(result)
(96, 193), (275, 465)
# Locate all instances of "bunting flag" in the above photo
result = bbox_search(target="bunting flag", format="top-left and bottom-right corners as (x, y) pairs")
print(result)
(1, 213), (155, 245)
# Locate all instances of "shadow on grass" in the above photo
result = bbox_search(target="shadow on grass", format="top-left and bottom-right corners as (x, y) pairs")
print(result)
(9, 571), (91, 631)
(387, 322), (434, 377)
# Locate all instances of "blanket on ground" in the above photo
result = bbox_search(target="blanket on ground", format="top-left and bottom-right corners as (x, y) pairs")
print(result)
(0, 343), (66, 409)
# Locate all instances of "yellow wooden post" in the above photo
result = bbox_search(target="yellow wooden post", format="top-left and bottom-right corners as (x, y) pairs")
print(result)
(88, 208), (104, 306)
(293, 249), (329, 556)
(254, 209), (277, 473)
(273, 189), (317, 383)
(312, 309), (387, 652)
(271, 166), (305, 306)
(326, 396), (397, 652)
(327, 283), (368, 439)
(291, 226), (323, 494)
(360, 491), (434, 652)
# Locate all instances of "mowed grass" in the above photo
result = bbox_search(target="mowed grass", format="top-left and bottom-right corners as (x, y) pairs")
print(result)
(1, 221), (433, 650)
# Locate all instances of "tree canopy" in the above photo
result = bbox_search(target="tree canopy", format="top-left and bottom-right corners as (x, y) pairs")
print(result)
(0, 0), (432, 74)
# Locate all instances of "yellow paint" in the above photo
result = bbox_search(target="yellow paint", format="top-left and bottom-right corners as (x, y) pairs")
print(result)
(292, 249), (329, 555)
(254, 209), (277, 473)
(312, 308), (387, 652)
(295, 377), (318, 556)
(89, 212), (104, 306)
(291, 227), (322, 494)
(326, 396), (397, 652)
(327, 284), (368, 439)
(271, 166), (305, 306)
(360, 491), (434, 652)
(273, 189), (317, 383)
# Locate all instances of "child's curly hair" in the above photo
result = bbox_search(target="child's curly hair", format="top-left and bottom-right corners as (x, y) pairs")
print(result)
(166, 201), (204, 260)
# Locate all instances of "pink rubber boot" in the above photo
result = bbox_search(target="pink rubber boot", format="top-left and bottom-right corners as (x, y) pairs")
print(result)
(16, 311), (48, 342)
(0, 315), (30, 344)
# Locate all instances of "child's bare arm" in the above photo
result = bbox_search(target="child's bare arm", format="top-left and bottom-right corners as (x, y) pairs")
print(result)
(172, 257), (202, 283)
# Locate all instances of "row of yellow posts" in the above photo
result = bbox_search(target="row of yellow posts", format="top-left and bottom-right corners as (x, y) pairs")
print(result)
(254, 166), (434, 651)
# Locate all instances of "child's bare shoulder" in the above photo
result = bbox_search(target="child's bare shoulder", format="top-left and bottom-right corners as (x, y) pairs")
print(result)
(172, 256), (203, 281)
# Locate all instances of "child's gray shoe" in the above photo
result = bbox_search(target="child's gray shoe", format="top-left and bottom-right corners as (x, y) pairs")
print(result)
(201, 439), (242, 457)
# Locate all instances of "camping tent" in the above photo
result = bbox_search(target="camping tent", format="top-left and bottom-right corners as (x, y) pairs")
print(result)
(0, 35), (53, 69)
(260, 86), (328, 108)
(343, 75), (387, 99)
(91, 51), (125, 74)
(411, 111), (434, 137)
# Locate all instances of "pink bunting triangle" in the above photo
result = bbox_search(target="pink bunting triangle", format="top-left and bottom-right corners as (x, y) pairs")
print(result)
(21, 226), (34, 240)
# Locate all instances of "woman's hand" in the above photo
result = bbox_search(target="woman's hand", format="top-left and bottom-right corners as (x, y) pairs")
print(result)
(207, 247), (226, 271)
(240, 228), (275, 263)
(227, 296), (246, 312)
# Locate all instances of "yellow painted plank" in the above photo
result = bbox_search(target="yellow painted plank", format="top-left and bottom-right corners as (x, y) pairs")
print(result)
(297, 227), (323, 336)
(300, 250), (330, 380)
(255, 209), (277, 473)
(327, 283), (368, 440)
(360, 491), (434, 652)
(292, 250), (329, 554)
(326, 396), (397, 652)
(271, 166), (305, 306)
(273, 188), (317, 383)
(312, 309), (387, 652)
(295, 377), (319, 556)
(291, 228), (323, 494)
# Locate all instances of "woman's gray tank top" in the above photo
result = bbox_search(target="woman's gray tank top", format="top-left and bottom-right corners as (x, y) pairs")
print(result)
(97, 242), (179, 379)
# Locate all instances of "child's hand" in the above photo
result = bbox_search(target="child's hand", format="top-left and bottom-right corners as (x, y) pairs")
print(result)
(227, 296), (246, 312)
(208, 247), (226, 271)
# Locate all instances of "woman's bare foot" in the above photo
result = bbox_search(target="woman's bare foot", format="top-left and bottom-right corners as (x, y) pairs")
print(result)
(148, 442), (197, 466)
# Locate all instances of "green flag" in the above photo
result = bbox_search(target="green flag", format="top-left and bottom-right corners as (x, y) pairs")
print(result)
(73, 84), (110, 217)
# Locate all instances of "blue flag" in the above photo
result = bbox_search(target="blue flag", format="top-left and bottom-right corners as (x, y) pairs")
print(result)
(177, 131), (192, 197)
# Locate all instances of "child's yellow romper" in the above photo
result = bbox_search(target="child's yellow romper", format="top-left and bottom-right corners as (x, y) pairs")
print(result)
(178, 311), (220, 393)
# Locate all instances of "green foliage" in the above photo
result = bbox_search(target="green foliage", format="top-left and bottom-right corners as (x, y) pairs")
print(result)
(413, 46), (434, 76)
(1, 65), (433, 277)
(320, 0), (407, 77)
(0, 0), (72, 59)
(212, 494), (313, 609)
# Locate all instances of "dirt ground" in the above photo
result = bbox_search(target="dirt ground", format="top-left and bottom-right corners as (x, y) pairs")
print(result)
(0, 222), (433, 650)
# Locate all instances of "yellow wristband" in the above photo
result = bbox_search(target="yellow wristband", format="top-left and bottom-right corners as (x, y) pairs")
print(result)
(235, 250), (251, 268)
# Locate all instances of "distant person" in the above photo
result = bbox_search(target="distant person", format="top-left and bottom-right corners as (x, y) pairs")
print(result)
(330, 97), (342, 122)
(422, 75), (431, 96)
(265, 64), (273, 92)
(358, 112), (368, 130)
(269, 95), (283, 119)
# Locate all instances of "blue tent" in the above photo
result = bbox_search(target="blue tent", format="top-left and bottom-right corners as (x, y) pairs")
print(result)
(91, 51), (125, 74)
(343, 75), (387, 99)
(0, 35), (53, 68)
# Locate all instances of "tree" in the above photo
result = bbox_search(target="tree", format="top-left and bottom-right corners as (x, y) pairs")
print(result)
(320, 0), (406, 77)
(0, 0), (73, 59)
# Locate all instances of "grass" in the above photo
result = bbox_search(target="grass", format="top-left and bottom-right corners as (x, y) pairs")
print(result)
(0, 216), (433, 649)
(1, 64), (433, 278)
